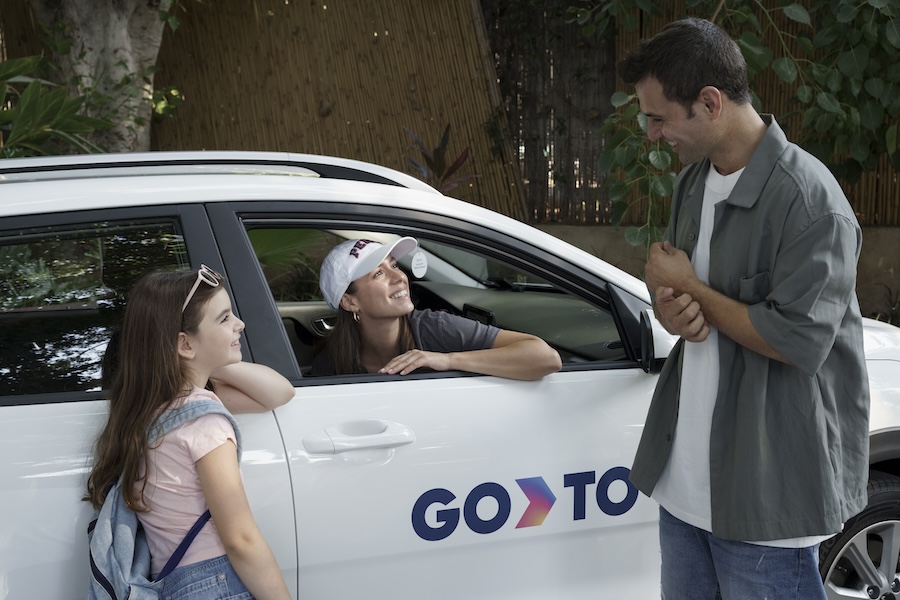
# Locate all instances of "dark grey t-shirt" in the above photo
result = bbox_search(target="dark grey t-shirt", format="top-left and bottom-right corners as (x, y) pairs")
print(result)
(310, 309), (500, 376)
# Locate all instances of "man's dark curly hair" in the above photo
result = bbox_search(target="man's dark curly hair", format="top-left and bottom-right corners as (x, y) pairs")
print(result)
(619, 17), (751, 116)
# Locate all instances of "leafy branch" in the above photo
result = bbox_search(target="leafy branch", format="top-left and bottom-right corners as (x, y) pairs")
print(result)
(599, 94), (675, 247)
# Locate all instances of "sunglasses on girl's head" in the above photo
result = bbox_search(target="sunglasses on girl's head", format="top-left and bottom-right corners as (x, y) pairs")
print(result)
(181, 264), (223, 312)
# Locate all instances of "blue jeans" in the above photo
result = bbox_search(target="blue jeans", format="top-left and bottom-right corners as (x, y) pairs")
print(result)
(659, 507), (826, 600)
(157, 554), (252, 599)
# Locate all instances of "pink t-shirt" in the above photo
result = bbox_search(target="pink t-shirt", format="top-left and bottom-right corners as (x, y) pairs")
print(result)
(136, 387), (238, 575)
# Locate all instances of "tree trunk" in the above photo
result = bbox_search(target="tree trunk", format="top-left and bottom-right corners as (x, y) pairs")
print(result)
(27, 0), (172, 153)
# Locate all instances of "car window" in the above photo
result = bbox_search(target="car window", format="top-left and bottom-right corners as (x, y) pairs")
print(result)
(247, 227), (626, 375)
(0, 221), (189, 397)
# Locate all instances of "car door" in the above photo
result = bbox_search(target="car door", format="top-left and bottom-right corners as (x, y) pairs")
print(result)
(0, 204), (297, 599)
(214, 202), (662, 599)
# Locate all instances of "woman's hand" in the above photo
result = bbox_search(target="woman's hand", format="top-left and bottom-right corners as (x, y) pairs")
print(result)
(379, 349), (450, 375)
(379, 330), (561, 380)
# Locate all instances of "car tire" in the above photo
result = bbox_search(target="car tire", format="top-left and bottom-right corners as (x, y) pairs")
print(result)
(819, 470), (900, 598)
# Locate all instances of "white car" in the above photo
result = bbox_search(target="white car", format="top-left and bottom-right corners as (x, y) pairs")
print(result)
(1, 152), (898, 600)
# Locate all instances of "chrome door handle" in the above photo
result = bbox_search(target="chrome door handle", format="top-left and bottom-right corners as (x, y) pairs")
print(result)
(302, 420), (415, 454)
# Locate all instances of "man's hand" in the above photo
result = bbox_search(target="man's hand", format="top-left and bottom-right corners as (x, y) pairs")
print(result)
(654, 286), (709, 342)
(645, 241), (699, 295)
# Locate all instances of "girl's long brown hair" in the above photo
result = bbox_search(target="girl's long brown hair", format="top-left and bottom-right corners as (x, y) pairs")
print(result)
(326, 281), (415, 375)
(85, 268), (226, 510)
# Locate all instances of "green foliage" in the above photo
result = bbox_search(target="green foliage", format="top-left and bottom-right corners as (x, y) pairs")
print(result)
(160, 0), (198, 32)
(706, 0), (900, 180)
(567, 0), (658, 37)
(404, 124), (478, 194)
(580, 0), (900, 248)
(149, 3), (191, 122)
(152, 86), (185, 120)
(599, 92), (675, 246)
(0, 245), (110, 310)
(0, 56), (109, 157)
(483, 109), (507, 160)
(59, 57), (182, 144)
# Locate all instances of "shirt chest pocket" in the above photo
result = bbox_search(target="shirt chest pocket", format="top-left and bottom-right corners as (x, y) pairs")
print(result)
(738, 271), (770, 304)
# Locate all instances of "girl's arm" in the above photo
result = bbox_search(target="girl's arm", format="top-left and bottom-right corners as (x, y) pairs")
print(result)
(209, 361), (295, 413)
(197, 442), (292, 600)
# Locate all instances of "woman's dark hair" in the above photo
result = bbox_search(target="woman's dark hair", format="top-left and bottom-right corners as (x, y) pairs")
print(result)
(86, 267), (227, 510)
(619, 17), (751, 114)
(326, 280), (415, 375)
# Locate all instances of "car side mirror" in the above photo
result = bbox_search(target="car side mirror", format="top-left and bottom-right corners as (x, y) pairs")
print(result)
(640, 309), (674, 373)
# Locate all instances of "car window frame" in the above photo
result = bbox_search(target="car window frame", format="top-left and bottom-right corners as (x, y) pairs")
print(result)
(208, 201), (647, 387)
(0, 203), (220, 406)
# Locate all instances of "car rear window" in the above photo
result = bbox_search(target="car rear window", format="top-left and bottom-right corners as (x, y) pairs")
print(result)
(0, 221), (188, 398)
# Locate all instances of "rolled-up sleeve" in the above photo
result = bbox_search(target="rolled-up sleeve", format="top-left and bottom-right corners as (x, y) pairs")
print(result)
(748, 212), (861, 376)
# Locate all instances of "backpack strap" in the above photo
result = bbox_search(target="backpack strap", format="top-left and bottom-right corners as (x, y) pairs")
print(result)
(150, 398), (243, 460)
(156, 509), (211, 580)
(149, 398), (243, 579)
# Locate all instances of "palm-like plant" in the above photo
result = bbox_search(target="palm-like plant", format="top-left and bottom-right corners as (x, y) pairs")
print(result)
(404, 123), (478, 194)
(0, 56), (109, 157)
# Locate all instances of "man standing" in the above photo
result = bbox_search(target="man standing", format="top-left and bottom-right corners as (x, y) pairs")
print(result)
(621, 17), (870, 599)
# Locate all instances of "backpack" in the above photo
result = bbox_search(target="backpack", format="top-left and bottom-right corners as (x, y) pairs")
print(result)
(87, 398), (243, 600)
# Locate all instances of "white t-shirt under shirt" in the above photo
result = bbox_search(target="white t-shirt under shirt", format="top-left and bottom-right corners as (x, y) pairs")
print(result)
(651, 164), (730, 533)
(136, 386), (237, 575)
(651, 165), (833, 548)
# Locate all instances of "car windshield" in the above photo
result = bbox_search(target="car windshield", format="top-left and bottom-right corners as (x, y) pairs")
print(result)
(416, 239), (554, 291)
(321, 230), (553, 291)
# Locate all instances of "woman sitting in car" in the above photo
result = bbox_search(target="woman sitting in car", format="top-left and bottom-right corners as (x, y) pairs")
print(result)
(309, 237), (561, 379)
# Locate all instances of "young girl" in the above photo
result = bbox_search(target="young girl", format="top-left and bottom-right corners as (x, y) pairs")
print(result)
(86, 265), (294, 599)
(312, 237), (562, 379)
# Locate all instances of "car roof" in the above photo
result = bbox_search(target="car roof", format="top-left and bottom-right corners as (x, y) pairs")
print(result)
(0, 151), (651, 302)
(0, 150), (441, 190)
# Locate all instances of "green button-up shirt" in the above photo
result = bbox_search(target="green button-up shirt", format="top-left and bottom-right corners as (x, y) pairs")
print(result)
(630, 116), (870, 541)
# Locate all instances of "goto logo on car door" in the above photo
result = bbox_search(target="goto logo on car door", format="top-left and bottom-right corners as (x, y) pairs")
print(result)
(411, 466), (637, 541)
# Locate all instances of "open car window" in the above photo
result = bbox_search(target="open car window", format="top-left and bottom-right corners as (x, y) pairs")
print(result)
(248, 226), (626, 377)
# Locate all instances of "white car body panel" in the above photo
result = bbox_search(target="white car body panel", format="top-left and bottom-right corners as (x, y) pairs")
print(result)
(0, 401), (298, 599)
(276, 371), (660, 597)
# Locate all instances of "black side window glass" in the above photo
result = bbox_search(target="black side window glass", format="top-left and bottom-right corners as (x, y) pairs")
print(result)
(0, 222), (187, 397)
(247, 226), (625, 375)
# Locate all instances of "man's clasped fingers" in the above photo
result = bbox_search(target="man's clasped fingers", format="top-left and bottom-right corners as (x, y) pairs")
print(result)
(656, 289), (710, 342)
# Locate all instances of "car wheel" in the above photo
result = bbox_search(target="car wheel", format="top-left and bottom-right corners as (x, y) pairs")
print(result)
(820, 470), (900, 599)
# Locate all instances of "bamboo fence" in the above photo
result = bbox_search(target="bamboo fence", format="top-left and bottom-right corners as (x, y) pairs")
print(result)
(148, 0), (526, 219)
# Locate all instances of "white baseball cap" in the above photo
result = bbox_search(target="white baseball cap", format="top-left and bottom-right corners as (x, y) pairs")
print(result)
(319, 237), (418, 309)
